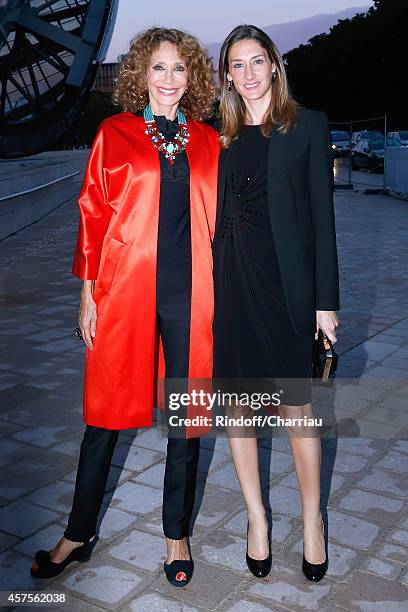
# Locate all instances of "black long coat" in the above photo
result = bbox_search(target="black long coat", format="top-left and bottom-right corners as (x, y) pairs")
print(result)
(214, 108), (340, 338)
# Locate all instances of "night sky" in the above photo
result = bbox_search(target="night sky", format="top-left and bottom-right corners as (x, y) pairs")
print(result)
(106, 0), (373, 61)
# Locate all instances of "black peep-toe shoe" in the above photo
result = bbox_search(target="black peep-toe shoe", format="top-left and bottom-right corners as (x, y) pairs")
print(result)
(302, 518), (328, 582)
(246, 522), (272, 578)
(163, 538), (194, 587)
(30, 535), (99, 579)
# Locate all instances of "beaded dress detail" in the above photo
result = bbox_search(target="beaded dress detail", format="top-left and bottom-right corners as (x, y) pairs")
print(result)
(213, 125), (313, 405)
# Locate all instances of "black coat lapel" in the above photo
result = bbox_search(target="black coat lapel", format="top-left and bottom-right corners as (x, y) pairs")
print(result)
(215, 145), (234, 236)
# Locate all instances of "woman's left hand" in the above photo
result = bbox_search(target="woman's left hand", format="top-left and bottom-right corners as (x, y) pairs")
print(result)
(315, 310), (339, 343)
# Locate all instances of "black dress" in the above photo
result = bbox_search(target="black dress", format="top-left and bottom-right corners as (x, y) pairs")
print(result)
(213, 125), (313, 406)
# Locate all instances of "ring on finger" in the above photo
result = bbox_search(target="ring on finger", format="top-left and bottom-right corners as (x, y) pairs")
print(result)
(74, 326), (84, 341)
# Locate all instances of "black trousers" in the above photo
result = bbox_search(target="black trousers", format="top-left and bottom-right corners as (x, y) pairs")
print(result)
(64, 263), (199, 541)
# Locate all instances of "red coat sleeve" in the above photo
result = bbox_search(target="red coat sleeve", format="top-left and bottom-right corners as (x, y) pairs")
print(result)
(72, 122), (112, 280)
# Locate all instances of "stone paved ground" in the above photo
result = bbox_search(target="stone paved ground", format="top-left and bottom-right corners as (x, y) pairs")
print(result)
(0, 188), (407, 611)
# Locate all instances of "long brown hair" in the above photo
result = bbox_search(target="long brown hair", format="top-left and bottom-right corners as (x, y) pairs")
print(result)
(113, 27), (217, 121)
(219, 24), (299, 148)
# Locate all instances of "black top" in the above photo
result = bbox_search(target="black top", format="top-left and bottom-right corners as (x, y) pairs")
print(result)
(154, 114), (191, 267)
(226, 124), (269, 209)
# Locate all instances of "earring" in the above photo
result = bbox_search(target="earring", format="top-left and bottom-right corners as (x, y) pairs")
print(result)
(272, 71), (277, 81)
(228, 81), (232, 91)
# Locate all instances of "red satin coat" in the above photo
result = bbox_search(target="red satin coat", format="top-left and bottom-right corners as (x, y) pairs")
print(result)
(72, 112), (219, 430)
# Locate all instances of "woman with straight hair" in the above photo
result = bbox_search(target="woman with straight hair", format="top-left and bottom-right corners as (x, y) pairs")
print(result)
(213, 24), (340, 581)
(29, 27), (219, 588)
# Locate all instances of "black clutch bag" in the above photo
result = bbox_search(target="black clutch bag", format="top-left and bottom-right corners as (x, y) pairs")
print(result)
(312, 330), (338, 385)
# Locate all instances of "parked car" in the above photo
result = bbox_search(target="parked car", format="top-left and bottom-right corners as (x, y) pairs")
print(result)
(388, 130), (408, 146)
(330, 131), (350, 157)
(351, 137), (400, 172)
(351, 130), (383, 148)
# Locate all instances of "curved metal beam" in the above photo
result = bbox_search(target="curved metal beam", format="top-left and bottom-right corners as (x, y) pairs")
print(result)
(0, 0), (119, 158)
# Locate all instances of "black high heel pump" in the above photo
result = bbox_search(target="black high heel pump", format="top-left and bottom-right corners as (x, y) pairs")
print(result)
(302, 518), (328, 582)
(163, 538), (194, 587)
(30, 535), (99, 579)
(246, 521), (272, 578)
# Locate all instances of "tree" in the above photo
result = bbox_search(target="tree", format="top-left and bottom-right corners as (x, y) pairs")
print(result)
(75, 91), (120, 146)
(283, 0), (407, 127)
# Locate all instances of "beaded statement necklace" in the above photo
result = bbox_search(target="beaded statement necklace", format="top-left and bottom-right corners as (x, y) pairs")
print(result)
(143, 103), (190, 165)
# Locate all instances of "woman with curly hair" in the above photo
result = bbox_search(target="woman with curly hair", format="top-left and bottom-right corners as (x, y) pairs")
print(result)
(30, 27), (219, 587)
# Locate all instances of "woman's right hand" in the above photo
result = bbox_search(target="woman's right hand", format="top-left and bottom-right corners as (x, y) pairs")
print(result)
(79, 280), (97, 350)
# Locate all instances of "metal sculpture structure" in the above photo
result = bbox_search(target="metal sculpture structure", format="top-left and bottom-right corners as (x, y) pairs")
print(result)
(0, 0), (118, 158)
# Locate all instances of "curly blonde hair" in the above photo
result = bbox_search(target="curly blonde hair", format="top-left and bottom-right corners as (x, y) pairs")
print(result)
(112, 27), (217, 121)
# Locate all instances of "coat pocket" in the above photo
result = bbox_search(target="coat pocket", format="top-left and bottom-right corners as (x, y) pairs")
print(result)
(98, 237), (127, 295)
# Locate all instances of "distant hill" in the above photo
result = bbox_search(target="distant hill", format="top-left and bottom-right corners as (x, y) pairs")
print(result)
(206, 6), (370, 66)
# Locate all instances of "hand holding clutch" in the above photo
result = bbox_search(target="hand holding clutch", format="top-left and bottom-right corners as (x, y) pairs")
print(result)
(312, 330), (338, 385)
